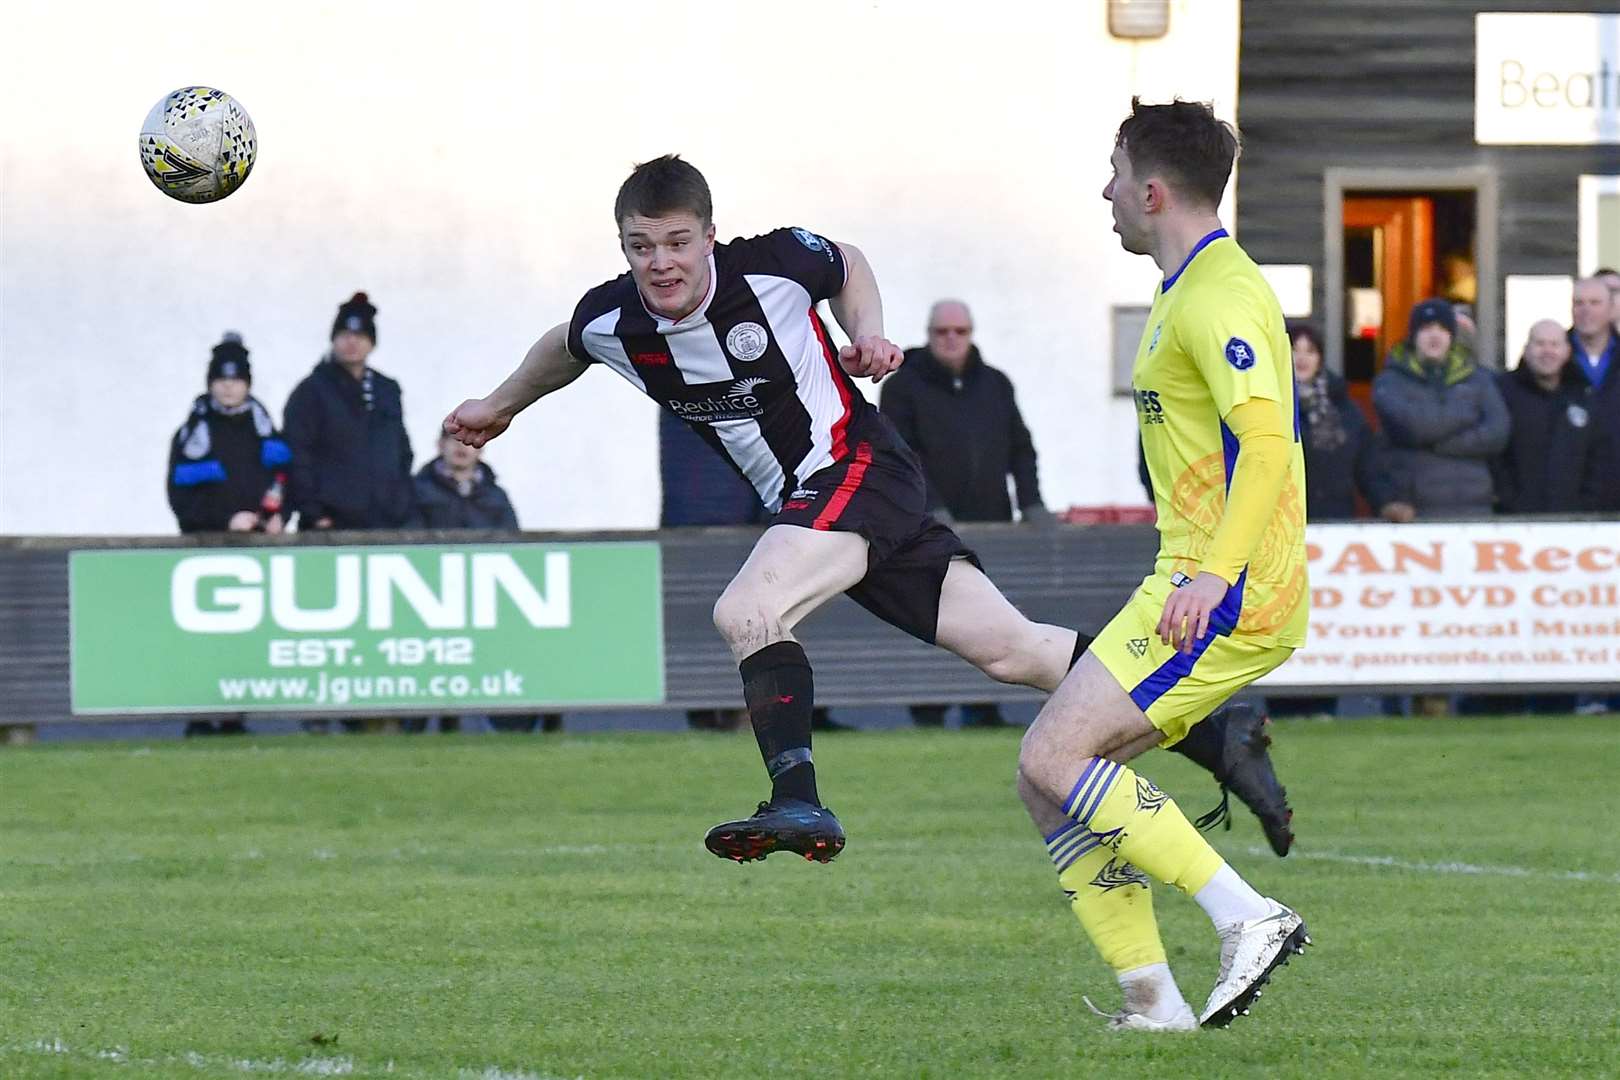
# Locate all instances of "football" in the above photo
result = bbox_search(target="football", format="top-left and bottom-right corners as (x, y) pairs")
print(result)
(138, 86), (256, 204)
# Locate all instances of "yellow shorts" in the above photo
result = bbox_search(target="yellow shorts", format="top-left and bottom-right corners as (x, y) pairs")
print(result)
(1092, 576), (1294, 747)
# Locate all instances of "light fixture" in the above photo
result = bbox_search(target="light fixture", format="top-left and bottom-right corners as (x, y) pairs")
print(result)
(1108, 0), (1171, 40)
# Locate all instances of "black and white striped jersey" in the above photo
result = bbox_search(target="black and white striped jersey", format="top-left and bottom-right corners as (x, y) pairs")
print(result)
(566, 226), (889, 513)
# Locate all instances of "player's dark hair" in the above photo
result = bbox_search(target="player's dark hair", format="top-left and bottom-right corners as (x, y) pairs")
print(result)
(614, 155), (713, 227)
(1287, 321), (1324, 357)
(1115, 98), (1239, 210)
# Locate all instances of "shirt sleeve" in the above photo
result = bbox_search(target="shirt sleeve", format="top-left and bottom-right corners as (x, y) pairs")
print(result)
(567, 282), (623, 365)
(1176, 288), (1284, 416)
(746, 227), (848, 302)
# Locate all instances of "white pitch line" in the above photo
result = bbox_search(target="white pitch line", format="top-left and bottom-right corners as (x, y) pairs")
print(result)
(1, 1040), (583, 1080)
(1246, 846), (1620, 885)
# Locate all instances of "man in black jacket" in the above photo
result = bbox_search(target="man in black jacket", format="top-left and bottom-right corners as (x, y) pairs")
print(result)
(167, 332), (291, 534)
(1568, 277), (1620, 512)
(880, 300), (1048, 728)
(1496, 319), (1608, 514)
(881, 300), (1048, 524)
(414, 433), (520, 529)
(283, 293), (418, 529)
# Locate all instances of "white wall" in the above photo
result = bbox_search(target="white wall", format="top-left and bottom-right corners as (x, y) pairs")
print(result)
(0, 0), (1238, 535)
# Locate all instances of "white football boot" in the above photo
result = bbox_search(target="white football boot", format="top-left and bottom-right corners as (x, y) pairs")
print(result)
(1199, 898), (1311, 1028)
(1084, 996), (1197, 1033)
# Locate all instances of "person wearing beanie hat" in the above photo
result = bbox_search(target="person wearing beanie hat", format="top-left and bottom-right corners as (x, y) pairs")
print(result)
(167, 331), (292, 535)
(331, 291), (378, 346)
(1406, 297), (1457, 346)
(207, 331), (253, 386)
(1372, 297), (1510, 516)
(282, 292), (419, 529)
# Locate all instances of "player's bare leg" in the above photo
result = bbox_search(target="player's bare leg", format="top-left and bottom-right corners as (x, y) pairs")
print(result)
(705, 525), (869, 864)
(931, 558), (1076, 691)
(1019, 655), (1308, 1029)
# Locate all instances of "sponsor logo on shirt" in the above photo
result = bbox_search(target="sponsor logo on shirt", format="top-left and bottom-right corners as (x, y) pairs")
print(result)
(1224, 337), (1256, 370)
(1134, 387), (1166, 425)
(667, 378), (770, 422)
(790, 488), (819, 500)
(632, 351), (673, 367)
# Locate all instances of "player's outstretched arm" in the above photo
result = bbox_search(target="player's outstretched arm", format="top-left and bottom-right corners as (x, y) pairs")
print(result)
(443, 322), (586, 448)
(828, 242), (903, 384)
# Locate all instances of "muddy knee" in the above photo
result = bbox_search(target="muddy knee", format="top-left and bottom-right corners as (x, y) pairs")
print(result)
(712, 589), (783, 657)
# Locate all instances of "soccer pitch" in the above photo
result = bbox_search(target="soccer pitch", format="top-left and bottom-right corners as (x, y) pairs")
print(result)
(2, 717), (1617, 1079)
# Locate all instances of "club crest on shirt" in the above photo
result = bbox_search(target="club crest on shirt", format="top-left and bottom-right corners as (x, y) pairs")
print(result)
(1567, 403), (1589, 428)
(1225, 337), (1256, 370)
(726, 321), (769, 361)
(1148, 323), (1163, 353)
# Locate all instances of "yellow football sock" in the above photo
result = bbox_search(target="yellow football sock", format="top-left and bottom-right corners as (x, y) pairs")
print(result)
(1061, 758), (1223, 896)
(1046, 821), (1166, 974)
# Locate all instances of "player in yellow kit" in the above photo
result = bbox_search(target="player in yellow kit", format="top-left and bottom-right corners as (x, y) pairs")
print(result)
(1016, 99), (1311, 1032)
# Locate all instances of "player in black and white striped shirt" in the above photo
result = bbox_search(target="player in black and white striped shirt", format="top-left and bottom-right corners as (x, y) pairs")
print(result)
(444, 156), (1288, 865)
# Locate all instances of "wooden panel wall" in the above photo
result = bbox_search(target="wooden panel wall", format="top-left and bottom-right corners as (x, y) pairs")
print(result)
(1236, 0), (1620, 317)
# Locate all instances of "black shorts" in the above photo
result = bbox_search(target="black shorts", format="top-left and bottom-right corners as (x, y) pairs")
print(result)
(772, 438), (979, 643)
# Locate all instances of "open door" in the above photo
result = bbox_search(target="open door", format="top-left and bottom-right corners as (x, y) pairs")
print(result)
(1341, 196), (1434, 418)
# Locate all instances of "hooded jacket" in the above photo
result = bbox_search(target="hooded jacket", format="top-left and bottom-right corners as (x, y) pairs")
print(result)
(879, 346), (1042, 521)
(166, 395), (291, 533)
(413, 458), (520, 530)
(1372, 342), (1510, 515)
(1493, 362), (1609, 514)
(283, 357), (417, 528)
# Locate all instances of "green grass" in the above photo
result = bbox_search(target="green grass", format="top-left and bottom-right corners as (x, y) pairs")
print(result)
(2, 716), (1618, 1079)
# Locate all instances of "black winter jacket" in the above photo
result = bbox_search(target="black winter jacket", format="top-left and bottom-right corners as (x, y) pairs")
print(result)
(413, 459), (520, 530)
(166, 395), (291, 533)
(879, 346), (1042, 521)
(1565, 328), (1620, 512)
(283, 358), (417, 529)
(1493, 364), (1609, 514)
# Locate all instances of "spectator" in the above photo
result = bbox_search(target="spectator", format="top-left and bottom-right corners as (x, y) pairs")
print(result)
(283, 293), (418, 530)
(881, 300), (1048, 526)
(167, 332), (291, 535)
(1373, 298), (1510, 517)
(1288, 322), (1403, 522)
(881, 299), (1047, 729)
(659, 409), (766, 528)
(1595, 267), (1620, 335)
(1493, 320), (1608, 514)
(657, 413), (851, 732)
(166, 331), (290, 738)
(414, 433), (520, 530)
(1567, 277), (1620, 512)
(406, 434), (554, 734)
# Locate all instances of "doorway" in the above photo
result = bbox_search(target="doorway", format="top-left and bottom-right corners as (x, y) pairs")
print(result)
(1324, 169), (1500, 419)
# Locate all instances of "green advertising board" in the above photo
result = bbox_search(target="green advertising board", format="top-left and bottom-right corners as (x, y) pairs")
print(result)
(70, 543), (663, 714)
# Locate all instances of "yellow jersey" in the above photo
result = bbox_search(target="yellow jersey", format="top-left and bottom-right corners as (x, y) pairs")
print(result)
(1131, 230), (1308, 647)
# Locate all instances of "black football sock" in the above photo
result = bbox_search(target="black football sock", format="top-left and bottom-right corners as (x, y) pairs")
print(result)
(1169, 705), (1228, 778)
(739, 641), (819, 806)
(1069, 630), (1095, 670)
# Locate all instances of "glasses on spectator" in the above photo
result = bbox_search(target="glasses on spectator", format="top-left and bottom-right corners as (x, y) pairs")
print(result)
(929, 325), (972, 336)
